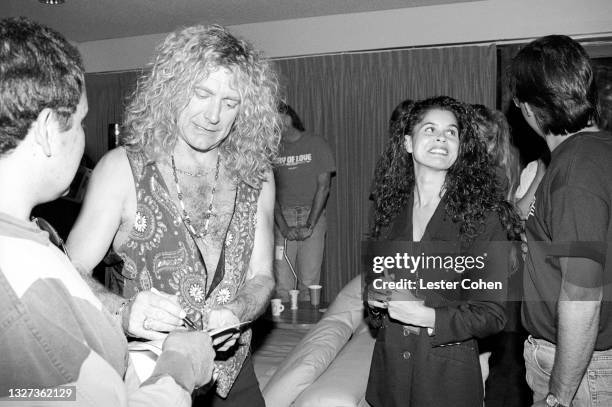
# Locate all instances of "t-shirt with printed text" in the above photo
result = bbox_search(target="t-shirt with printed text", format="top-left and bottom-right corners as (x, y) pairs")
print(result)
(274, 133), (335, 208)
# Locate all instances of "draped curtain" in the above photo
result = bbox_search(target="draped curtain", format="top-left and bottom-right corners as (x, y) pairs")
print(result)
(274, 45), (497, 301)
(84, 70), (142, 162)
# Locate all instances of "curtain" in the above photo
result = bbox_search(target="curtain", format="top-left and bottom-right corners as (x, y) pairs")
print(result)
(84, 70), (142, 163)
(274, 45), (497, 302)
(498, 44), (523, 113)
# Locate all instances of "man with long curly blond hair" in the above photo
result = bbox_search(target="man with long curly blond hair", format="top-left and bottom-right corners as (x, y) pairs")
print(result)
(67, 24), (281, 406)
(1, 17), (215, 406)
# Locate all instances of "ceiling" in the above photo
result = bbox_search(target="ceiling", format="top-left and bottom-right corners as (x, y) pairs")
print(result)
(1, 0), (476, 43)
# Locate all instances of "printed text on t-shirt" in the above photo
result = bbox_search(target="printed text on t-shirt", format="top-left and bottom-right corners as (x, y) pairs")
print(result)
(275, 153), (312, 167)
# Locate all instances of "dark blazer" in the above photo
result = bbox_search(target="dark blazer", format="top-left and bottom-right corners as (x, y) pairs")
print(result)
(366, 195), (509, 407)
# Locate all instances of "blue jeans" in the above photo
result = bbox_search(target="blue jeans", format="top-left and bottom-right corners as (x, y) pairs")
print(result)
(273, 206), (326, 301)
(524, 336), (612, 406)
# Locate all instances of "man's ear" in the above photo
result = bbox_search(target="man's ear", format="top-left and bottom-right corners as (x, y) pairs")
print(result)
(33, 108), (54, 157)
(404, 134), (413, 153)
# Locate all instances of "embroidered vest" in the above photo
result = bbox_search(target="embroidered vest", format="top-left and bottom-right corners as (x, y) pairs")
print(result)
(114, 151), (259, 397)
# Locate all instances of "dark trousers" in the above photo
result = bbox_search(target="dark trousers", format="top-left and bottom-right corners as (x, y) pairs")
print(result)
(192, 356), (265, 407)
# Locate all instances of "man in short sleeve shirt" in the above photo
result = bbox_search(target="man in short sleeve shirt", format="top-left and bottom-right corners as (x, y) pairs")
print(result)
(511, 35), (612, 407)
(273, 104), (335, 301)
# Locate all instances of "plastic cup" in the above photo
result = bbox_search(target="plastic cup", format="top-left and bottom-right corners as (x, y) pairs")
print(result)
(289, 289), (300, 309)
(308, 285), (322, 307)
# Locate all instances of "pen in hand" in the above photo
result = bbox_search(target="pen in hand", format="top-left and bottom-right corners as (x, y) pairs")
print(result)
(183, 316), (198, 331)
(149, 287), (198, 331)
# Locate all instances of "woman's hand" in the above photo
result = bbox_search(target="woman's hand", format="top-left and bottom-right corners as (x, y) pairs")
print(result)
(367, 299), (388, 310)
(387, 300), (435, 329)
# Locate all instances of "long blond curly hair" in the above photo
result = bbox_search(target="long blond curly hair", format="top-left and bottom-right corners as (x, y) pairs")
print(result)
(122, 24), (281, 187)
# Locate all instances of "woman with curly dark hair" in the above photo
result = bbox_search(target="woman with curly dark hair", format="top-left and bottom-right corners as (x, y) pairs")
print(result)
(366, 96), (520, 407)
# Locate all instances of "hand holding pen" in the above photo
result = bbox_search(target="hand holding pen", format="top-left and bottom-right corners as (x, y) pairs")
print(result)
(183, 314), (198, 330)
(123, 287), (188, 341)
(174, 307), (243, 351)
(147, 288), (242, 352)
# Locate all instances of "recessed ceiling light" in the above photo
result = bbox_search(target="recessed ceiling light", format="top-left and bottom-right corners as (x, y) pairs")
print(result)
(39, 0), (65, 5)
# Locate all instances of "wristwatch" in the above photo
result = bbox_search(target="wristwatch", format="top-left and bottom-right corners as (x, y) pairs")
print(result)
(545, 392), (566, 407)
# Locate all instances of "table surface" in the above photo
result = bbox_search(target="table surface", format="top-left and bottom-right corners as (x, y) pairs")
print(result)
(266, 301), (327, 329)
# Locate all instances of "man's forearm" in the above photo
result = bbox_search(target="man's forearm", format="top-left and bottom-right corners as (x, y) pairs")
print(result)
(223, 274), (274, 322)
(73, 262), (126, 315)
(274, 200), (289, 232)
(550, 299), (601, 405)
(306, 184), (330, 228)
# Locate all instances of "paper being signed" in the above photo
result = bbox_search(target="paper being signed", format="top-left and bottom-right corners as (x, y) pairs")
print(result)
(127, 321), (252, 381)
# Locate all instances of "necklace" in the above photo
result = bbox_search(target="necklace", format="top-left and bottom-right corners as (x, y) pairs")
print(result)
(170, 151), (221, 239)
(172, 165), (209, 177)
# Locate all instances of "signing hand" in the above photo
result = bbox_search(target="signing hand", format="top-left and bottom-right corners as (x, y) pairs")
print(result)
(207, 308), (241, 352)
(124, 289), (186, 340)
